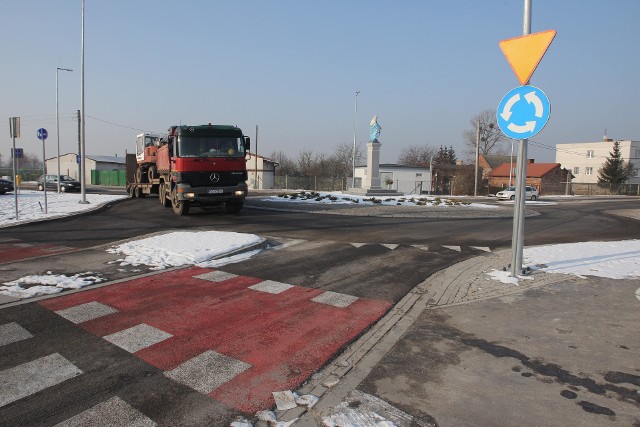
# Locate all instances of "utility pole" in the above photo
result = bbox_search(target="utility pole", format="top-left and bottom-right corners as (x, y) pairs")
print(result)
(351, 90), (359, 189)
(474, 121), (480, 196)
(254, 125), (258, 189)
(77, 110), (81, 181)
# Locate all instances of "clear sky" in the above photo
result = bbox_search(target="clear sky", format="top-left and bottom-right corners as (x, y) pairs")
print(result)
(2, 1), (639, 165)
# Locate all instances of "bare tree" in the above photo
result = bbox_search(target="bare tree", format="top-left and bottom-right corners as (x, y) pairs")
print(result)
(270, 151), (297, 176)
(462, 109), (507, 159)
(397, 145), (437, 166)
(329, 142), (364, 177)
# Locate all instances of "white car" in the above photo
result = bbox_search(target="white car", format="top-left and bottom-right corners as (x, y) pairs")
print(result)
(496, 186), (539, 201)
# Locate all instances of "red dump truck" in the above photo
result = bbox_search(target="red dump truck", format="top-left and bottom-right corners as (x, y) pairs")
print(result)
(126, 124), (250, 215)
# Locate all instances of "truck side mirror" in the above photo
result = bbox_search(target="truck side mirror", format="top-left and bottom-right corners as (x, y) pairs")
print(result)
(244, 136), (250, 151)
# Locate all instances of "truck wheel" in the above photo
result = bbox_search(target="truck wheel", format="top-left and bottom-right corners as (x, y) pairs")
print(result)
(135, 167), (148, 184)
(135, 186), (145, 198)
(171, 187), (190, 215)
(148, 166), (157, 182)
(159, 184), (170, 207)
(225, 200), (243, 214)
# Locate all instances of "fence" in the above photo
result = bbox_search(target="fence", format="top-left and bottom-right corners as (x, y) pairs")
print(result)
(91, 170), (127, 186)
(567, 182), (640, 196)
(273, 176), (431, 194)
(0, 168), (42, 183)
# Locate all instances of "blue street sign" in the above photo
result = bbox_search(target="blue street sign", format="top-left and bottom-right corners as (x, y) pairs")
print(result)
(11, 148), (23, 159)
(497, 85), (550, 140)
(76, 154), (80, 164)
(37, 128), (48, 141)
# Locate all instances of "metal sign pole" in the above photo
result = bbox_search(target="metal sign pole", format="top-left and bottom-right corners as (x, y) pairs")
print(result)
(9, 117), (19, 220)
(510, 0), (532, 277)
(42, 139), (48, 214)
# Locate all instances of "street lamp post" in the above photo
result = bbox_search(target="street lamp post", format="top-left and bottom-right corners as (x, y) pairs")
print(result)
(351, 90), (360, 189)
(56, 67), (73, 193)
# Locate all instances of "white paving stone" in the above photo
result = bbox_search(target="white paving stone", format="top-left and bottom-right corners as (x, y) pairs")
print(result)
(193, 270), (238, 282)
(165, 350), (251, 394)
(311, 291), (359, 308)
(249, 280), (294, 294)
(104, 324), (172, 353)
(55, 301), (118, 324)
(0, 353), (83, 408)
(55, 396), (156, 427)
(0, 322), (33, 347)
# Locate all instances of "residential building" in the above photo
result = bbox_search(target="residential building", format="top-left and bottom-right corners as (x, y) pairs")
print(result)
(488, 160), (572, 195)
(478, 154), (513, 181)
(556, 138), (640, 184)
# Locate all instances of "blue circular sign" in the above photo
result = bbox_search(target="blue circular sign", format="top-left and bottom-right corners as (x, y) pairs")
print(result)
(37, 128), (48, 141)
(497, 85), (550, 140)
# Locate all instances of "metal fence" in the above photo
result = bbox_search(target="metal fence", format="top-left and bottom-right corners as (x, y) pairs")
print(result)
(0, 168), (42, 183)
(567, 182), (640, 196)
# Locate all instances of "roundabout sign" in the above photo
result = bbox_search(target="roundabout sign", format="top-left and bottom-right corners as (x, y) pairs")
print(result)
(497, 85), (550, 140)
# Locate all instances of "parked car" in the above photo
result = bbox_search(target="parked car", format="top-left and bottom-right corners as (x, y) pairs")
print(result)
(496, 185), (539, 201)
(37, 175), (81, 192)
(0, 178), (14, 194)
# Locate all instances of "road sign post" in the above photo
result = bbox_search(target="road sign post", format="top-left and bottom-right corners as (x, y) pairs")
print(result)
(497, 0), (556, 277)
(9, 117), (20, 220)
(38, 128), (49, 214)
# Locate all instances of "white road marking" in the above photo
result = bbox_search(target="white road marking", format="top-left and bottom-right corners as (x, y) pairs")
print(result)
(193, 270), (238, 282)
(312, 291), (359, 308)
(411, 245), (429, 251)
(249, 280), (294, 294)
(636, 288), (640, 301)
(0, 353), (83, 407)
(443, 245), (461, 252)
(381, 244), (399, 250)
(55, 396), (156, 427)
(55, 301), (118, 324)
(165, 350), (251, 394)
(471, 246), (491, 252)
(0, 322), (33, 347)
(350, 243), (367, 248)
(104, 324), (172, 353)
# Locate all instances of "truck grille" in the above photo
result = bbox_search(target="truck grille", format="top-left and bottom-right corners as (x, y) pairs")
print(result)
(181, 171), (247, 188)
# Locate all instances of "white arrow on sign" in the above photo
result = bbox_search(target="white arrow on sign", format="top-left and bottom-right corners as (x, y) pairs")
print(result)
(525, 91), (544, 118)
(507, 121), (536, 133)
(500, 93), (520, 121)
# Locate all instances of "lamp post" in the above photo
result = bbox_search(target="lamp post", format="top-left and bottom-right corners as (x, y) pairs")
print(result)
(351, 90), (359, 189)
(79, 0), (88, 204)
(56, 67), (73, 193)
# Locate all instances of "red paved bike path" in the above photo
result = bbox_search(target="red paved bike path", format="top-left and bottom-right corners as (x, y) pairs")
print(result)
(40, 266), (391, 413)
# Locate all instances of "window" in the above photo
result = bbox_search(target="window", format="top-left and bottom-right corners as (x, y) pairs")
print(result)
(416, 173), (422, 178)
(586, 150), (594, 159)
(633, 168), (639, 177)
(585, 167), (593, 175)
(635, 149), (640, 159)
(573, 167), (580, 175)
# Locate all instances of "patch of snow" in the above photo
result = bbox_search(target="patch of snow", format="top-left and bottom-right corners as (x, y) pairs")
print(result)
(0, 272), (106, 299)
(107, 231), (263, 270)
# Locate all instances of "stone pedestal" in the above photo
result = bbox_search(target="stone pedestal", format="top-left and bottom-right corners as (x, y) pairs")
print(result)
(348, 140), (400, 196)
(364, 141), (381, 189)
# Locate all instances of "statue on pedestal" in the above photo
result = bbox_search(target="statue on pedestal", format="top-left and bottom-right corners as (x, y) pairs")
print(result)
(369, 116), (381, 142)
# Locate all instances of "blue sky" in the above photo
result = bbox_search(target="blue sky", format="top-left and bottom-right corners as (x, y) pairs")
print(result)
(2, 1), (639, 165)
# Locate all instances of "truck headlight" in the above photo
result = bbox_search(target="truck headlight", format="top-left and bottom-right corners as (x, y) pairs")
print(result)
(234, 190), (245, 196)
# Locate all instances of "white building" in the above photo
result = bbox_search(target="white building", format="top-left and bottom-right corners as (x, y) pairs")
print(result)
(246, 153), (278, 189)
(354, 164), (432, 194)
(45, 153), (126, 184)
(556, 138), (640, 184)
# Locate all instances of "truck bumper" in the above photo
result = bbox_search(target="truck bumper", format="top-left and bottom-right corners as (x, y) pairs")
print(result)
(174, 183), (247, 204)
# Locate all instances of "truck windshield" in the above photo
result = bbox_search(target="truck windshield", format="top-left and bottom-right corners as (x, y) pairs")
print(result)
(177, 136), (245, 158)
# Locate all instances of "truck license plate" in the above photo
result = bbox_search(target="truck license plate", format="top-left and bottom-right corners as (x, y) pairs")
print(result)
(208, 189), (223, 194)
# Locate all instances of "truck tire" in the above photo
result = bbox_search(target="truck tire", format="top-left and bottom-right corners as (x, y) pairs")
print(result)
(225, 200), (243, 214)
(135, 186), (145, 198)
(159, 183), (170, 207)
(135, 167), (148, 184)
(148, 166), (157, 182)
(171, 187), (190, 216)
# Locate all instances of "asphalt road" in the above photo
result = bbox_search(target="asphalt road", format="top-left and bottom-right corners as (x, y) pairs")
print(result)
(1, 195), (639, 426)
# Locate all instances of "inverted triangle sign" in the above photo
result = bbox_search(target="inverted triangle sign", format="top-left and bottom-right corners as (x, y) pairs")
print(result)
(499, 29), (556, 85)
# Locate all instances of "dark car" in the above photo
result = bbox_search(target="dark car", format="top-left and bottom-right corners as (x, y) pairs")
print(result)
(0, 178), (14, 194)
(37, 175), (81, 192)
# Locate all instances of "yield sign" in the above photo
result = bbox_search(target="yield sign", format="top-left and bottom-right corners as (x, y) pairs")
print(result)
(499, 29), (556, 85)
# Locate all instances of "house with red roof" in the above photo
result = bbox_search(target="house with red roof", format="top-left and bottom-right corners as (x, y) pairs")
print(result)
(488, 160), (572, 195)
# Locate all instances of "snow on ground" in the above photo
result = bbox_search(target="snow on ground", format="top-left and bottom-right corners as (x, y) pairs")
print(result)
(106, 231), (263, 270)
(0, 190), (127, 227)
(487, 240), (640, 285)
(262, 191), (500, 209)
(0, 272), (107, 299)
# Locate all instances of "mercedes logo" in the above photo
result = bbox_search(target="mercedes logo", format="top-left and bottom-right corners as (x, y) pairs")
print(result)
(210, 173), (220, 183)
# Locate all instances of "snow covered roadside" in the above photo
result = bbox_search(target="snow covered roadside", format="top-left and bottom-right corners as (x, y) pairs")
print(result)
(0, 190), (128, 228)
(262, 191), (500, 209)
